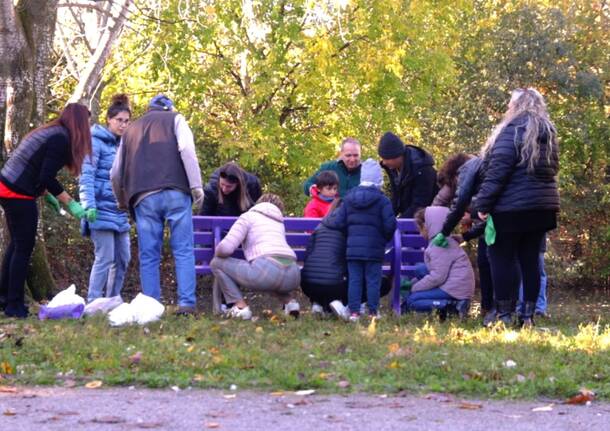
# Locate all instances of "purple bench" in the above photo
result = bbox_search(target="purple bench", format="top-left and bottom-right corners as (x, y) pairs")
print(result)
(192, 216), (426, 314)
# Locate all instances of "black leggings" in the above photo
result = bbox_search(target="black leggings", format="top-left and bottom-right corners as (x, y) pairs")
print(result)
(0, 198), (38, 312)
(477, 238), (494, 310)
(301, 276), (392, 310)
(487, 230), (546, 303)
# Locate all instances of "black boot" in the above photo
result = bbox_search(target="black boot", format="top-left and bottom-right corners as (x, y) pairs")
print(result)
(496, 300), (514, 327)
(519, 301), (536, 328)
(455, 299), (470, 319)
(482, 307), (497, 327)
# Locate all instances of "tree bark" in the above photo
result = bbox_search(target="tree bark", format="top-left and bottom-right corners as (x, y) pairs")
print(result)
(0, 0), (60, 300)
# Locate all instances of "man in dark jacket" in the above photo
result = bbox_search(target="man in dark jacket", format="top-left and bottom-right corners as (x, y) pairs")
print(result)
(303, 137), (361, 197)
(378, 132), (437, 218)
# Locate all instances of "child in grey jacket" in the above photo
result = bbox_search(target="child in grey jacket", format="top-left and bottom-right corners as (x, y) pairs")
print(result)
(403, 206), (475, 317)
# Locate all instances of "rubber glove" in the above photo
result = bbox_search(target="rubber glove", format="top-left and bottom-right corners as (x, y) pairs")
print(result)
(85, 208), (98, 222)
(431, 232), (449, 248)
(191, 187), (204, 212)
(485, 215), (496, 246)
(67, 200), (86, 219)
(44, 194), (61, 214)
(400, 278), (413, 293)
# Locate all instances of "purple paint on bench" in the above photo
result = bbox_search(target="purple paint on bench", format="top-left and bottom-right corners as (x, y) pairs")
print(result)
(193, 215), (425, 315)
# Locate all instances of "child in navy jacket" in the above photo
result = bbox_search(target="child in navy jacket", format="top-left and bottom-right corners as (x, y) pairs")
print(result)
(326, 159), (396, 319)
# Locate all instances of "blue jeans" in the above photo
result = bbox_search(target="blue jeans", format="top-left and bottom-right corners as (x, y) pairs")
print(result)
(517, 252), (547, 314)
(404, 288), (455, 313)
(134, 190), (196, 307)
(87, 229), (130, 302)
(347, 260), (382, 314)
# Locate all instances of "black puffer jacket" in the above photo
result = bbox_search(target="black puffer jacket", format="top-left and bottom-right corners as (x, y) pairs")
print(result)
(325, 185), (396, 261)
(441, 156), (485, 237)
(301, 215), (347, 287)
(381, 145), (437, 218)
(476, 114), (559, 214)
(200, 168), (262, 216)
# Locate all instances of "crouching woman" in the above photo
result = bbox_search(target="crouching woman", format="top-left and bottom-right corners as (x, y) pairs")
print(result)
(210, 194), (301, 319)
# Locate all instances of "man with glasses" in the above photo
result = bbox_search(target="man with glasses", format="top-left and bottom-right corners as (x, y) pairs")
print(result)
(303, 137), (362, 198)
(111, 94), (204, 316)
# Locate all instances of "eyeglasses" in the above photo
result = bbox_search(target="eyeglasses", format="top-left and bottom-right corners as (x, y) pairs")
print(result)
(219, 171), (239, 183)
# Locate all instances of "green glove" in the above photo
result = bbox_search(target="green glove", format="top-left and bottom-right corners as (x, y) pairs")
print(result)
(85, 208), (98, 222)
(67, 200), (86, 219)
(431, 232), (449, 248)
(485, 215), (496, 246)
(400, 278), (413, 293)
(44, 194), (61, 214)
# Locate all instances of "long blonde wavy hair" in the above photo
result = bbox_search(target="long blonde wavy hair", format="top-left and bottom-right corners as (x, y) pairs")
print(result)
(481, 88), (557, 173)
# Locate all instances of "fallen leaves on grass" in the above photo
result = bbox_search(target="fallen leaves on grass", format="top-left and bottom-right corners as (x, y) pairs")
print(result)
(0, 361), (14, 374)
(564, 388), (596, 405)
(366, 317), (377, 338)
(85, 380), (103, 389)
(129, 351), (143, 365)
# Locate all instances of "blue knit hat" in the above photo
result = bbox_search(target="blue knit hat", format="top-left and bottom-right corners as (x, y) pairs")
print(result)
(360, 158), (383, 187)
(149, 94), (174, 111)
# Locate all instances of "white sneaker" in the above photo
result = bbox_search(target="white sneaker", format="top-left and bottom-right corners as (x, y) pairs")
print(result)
(348, 313), (360, 323)
(360, 303), (367, 314)
(220, 304), (228, 315)
(311, 303), (324, 315)
(226, 305), (252, 320)
(284, 300), (300, 318)
(329, 300), (349, 321)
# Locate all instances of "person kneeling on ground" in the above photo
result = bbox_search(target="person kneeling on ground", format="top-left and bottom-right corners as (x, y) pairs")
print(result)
(403, 206), (475, 318)
(210, 194), (301, 319)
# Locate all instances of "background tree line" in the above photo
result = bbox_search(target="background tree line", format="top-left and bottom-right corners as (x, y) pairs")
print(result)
(2, 0), (608, 297)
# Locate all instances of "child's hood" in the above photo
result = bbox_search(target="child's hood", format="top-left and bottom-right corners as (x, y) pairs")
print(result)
(249, 202), (284, 223)
(425, 206), (450, 238)
(345, 185), (383, 209)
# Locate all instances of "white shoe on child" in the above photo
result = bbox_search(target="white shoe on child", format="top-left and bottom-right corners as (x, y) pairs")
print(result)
(311, 303), (324, 315)
(329, 300), (350, 321)
(284, 300), (300, 318)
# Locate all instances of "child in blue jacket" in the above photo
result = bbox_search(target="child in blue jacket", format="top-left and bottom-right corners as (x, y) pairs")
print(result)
(326, 159), (396, 320)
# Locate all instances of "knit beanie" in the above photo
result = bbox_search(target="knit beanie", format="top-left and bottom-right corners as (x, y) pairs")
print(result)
(378, 132), (405, 159)
(360, 158), (383, 187)
(149, 94), (174, 111)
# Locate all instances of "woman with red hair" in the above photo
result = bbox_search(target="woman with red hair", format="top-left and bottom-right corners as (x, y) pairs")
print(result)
(0, 103), (92, 318)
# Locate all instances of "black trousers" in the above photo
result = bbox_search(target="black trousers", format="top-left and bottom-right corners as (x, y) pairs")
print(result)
(0, 198), (38, 314)
(301, 275), (392, 310)
(477, 238), (494, 310)
(487, 229), (546, 303)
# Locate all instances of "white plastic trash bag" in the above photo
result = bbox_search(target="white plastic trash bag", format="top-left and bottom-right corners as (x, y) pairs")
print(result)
(47, 284), (86, 308)
(84, 296), (123, 316)
(108, 293), (164, 326)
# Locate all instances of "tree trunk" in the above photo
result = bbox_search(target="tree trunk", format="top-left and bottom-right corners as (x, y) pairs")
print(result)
(0, 0), (60, 300)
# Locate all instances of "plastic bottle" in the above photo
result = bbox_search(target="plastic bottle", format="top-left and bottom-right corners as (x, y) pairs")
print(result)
(38, 303), (85, 320)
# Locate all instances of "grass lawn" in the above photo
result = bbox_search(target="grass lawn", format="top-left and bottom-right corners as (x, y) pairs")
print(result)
(1, 290), (608, 400)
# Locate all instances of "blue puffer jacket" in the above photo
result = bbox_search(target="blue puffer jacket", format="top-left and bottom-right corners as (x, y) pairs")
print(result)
(476, 114), (559, 214)
(326, 185), (396, 261)
(79, 124), (130, 233)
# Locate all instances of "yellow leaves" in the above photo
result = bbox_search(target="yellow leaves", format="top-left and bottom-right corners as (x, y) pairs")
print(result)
(85, 380), (103, 389)
(564, 388), (596, 405)
(388, 361), (401, 369)
(0, 362), (14, 375)
(366, 317), (377, 338)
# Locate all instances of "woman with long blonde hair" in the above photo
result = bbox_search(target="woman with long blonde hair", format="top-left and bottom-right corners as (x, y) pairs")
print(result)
(476, 88), (559, 327)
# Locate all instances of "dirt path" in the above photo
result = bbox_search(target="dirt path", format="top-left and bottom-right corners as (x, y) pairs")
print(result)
(1, 387), (607, 430)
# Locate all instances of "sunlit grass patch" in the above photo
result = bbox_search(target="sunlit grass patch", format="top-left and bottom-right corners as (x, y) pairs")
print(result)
(0, 309), (608, 400)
